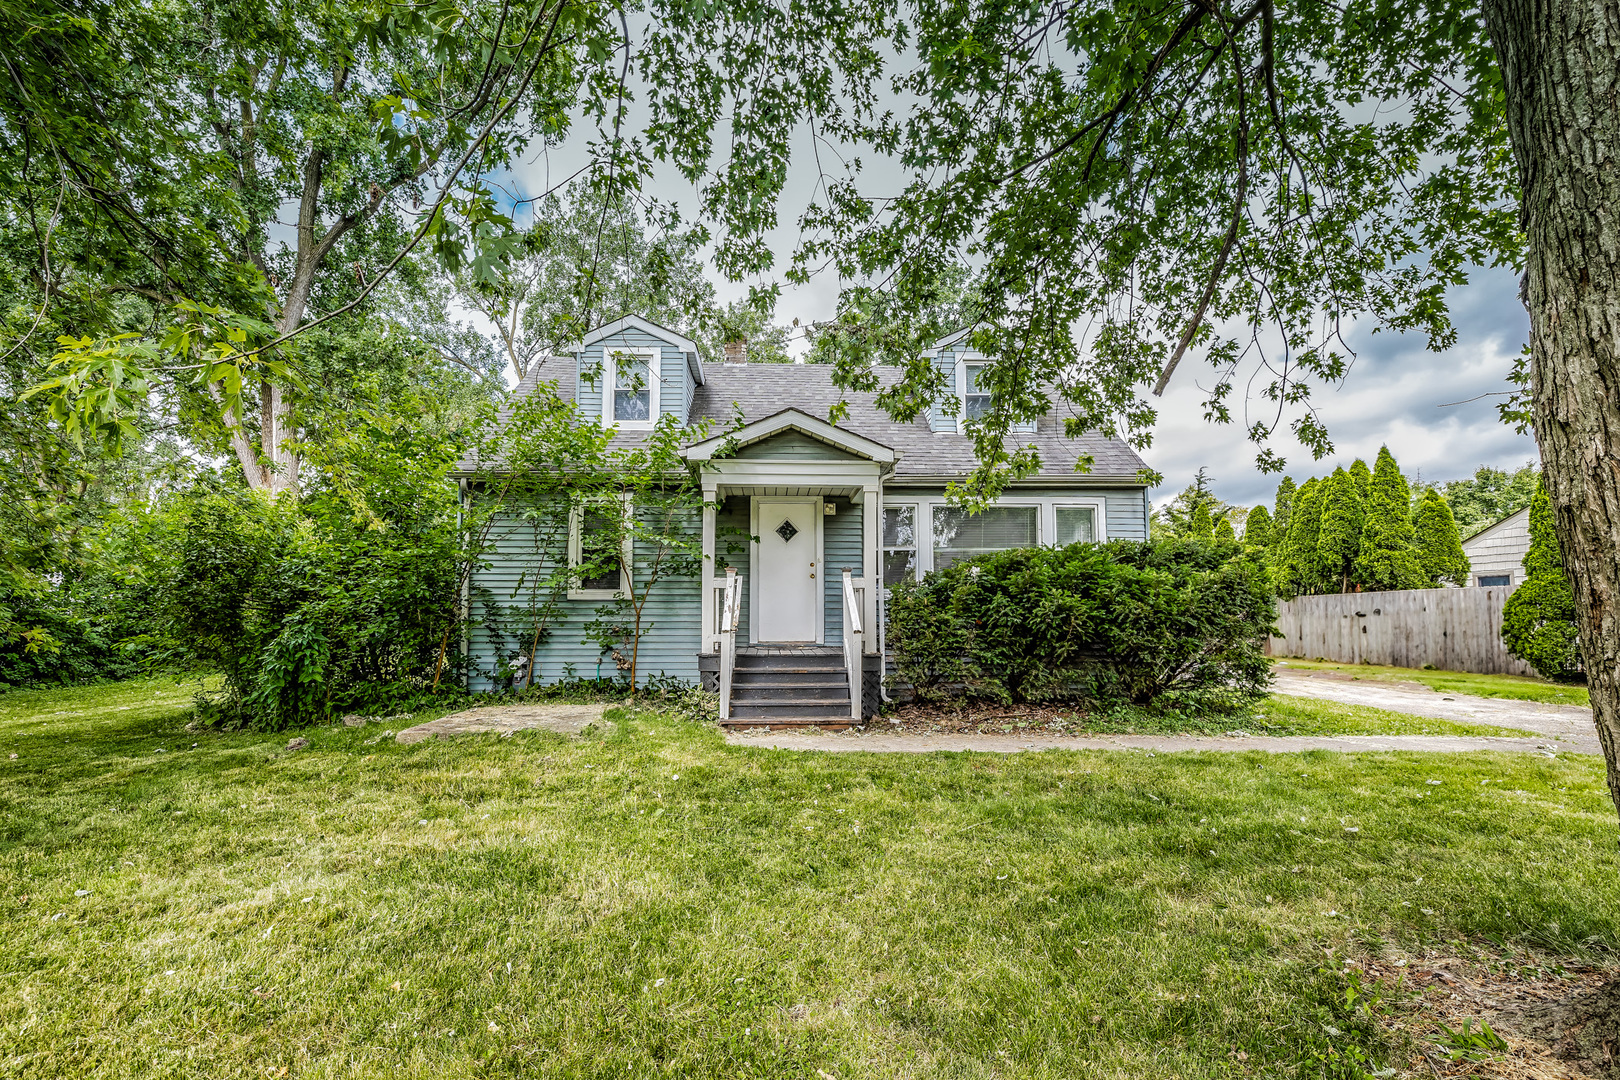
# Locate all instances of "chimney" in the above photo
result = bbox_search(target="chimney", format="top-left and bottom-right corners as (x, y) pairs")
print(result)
(723, 337), (748, 363)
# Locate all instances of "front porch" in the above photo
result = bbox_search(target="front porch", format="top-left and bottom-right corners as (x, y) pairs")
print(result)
(682, 410), (895, 725)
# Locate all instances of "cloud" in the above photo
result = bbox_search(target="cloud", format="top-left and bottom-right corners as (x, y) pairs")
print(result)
(1145, 266), (1534, 509)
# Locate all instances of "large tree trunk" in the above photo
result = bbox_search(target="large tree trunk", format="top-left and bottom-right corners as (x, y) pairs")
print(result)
(1483, 0), (1620, 821)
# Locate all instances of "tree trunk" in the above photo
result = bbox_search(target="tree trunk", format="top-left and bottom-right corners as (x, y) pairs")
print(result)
(1483, 0), (1620, 823)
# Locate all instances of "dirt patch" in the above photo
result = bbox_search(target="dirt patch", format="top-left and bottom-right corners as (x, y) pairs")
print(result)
(1357, 945), (1620, 1078)
(876, 701), (1092, 736)
(394, 703), (613, 745)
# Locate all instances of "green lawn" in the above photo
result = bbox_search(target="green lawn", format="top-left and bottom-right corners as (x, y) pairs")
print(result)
(1072, 694), (1534, 739)
(2, 678), (1616, 1079)
(1274, 658), (1591, 707)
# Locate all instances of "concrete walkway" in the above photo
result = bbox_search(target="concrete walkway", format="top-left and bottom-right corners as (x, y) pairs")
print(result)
(1271, 669), (1599, 754)
(725, 673), (1599, 756)
(722, 729), (1575, 755)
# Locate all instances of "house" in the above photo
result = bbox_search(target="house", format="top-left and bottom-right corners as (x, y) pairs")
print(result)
(458, 316), (1151, 723)
(1461, 506), (1530, 588)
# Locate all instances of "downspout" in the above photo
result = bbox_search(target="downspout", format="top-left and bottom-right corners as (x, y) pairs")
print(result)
(877, 465), (893, 702)
(458, 478), (470, 677)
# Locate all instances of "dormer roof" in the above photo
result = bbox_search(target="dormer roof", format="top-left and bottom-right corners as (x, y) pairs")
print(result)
(578, 315), (705, 385)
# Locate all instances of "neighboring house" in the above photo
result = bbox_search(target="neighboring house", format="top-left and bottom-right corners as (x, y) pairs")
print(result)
(1461, 506), (1531, 588)
(457, 315), (1151, 722)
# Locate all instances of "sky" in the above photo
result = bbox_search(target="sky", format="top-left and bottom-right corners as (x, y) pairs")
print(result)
(499, 96), (1536, 515)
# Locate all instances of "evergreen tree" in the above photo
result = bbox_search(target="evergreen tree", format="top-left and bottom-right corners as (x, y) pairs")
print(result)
(1244, 504), (1274, 550)
(1413, 490), (1471, 587)
(1273, 477), (1296, 537)
(1353, 446), (1424, 591)
(1279, 478), (1325, 597)
(1213, 515), (1235, 542)
(1349, 458), (1372, 502)
(1502, 482), (1583, 680)
(1316, 466), (1366, 592)
(1189, 500), (1214, 540)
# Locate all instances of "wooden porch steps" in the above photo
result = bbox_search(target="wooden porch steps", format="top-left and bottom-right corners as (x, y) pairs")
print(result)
(720, 647), (857, 730)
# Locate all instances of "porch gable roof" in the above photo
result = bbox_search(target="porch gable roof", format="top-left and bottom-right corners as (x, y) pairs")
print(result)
(681, 408), (898, 465)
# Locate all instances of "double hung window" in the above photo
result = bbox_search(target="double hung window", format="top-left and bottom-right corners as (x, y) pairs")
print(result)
(600, 348), (658, 427)
(1054, 505), (1097, 545)
(613, 353), (651, 422)
(931, 505), (1038, 571)
(882, 506), (918, 587)
(961, 362), (992, 421)
(569, 496), (632, 600)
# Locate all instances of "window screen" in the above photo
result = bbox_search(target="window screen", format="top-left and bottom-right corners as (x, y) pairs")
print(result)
(613, 354), (651, 421)
(932, 506), (1038, 570)
(882, 506), (917, 587)
(1054, 506), (1097, 545)
(1477, 574), (1511, 587)
(578, 506), (623, 591)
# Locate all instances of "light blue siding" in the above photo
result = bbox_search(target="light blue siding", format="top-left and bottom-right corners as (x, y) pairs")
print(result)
(823, 497), (863, 639)
(1105, 490), (1149, 540)
(928, 345), (959, 433)
(575, 326), (692, 425)
(467, 502), (703, 689)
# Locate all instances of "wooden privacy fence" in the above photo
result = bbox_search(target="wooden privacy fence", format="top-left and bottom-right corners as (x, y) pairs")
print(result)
(1267, 586), (1533, 676)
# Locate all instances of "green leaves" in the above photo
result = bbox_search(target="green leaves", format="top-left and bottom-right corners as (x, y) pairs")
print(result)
(1501, 481), (1581, 680)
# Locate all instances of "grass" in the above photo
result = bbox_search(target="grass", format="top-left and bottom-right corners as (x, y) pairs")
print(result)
(1069, 695), (1535, 739)
(3, 676), (1617, 1078)
(1274, 658), (1591, 707)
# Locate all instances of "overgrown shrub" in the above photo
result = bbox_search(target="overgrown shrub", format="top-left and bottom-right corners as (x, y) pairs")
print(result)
(152, 420), (467, 730)
(886, 538), (1275, 709)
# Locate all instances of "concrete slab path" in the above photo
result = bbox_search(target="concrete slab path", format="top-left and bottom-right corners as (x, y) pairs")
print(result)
(1271, 669), (1599, 754)
(395, 703), (610, 745)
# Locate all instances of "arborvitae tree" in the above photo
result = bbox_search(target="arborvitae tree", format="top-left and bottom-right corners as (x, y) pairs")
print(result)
(1214, 515), (1235, 542)
(1354, 446), (1424, 591)
(1316, 466), (1366, 592)
(1244, 504), (1274, 550)
(1273, 476), (1296, 537)
(1349, 458), (1372, 502)
(1413, 489), (1471, 587)
(1280, 478), (1325, 597)
(1188, 500), (1214, 540)
(1502, 482), (1583, 680)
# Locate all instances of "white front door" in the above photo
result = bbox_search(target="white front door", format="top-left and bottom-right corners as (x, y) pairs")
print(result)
(754, 497), (821, 642)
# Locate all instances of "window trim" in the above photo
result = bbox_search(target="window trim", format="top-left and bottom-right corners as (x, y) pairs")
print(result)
(1476, 573), (1513, 588)
(1051, 500), (1107, 547)
(953, 350), (1036, 434)
(568, 494), (634, 601)
(601, 346), (660, 429)
(882, 495), (1111, 586)
(880, 501), (921, 591)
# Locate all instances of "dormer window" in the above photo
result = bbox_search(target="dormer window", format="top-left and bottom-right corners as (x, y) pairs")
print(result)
(962, 362), (991, 421)
(954, 353), (1035, 433)
(602, 347), (660, 428)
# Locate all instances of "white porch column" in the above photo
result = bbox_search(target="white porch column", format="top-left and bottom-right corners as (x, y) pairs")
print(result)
(862, 481), (880, 652)
(700, 479), (718, 651)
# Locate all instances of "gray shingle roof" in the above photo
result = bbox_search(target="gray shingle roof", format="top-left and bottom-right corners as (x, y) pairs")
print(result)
(461, 357), (1148, 481)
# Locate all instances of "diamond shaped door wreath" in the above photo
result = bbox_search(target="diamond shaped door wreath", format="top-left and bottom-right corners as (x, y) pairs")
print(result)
(775, 519), (799, 543)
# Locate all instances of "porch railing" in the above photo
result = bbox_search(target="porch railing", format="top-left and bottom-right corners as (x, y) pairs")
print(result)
(715, 567), (740, 720)
(841, 567), (864, 721)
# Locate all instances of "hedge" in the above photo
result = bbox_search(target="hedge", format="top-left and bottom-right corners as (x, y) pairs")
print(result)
(885, 538), (1276, 709)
